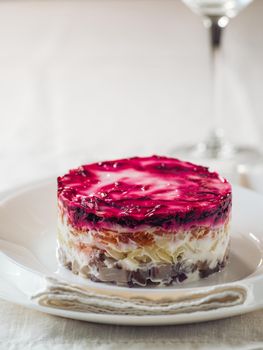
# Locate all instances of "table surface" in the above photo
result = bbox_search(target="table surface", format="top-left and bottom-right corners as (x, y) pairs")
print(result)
(1, 0), (263, 349)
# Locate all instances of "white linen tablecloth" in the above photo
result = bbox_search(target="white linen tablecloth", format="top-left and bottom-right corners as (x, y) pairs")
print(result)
(1, 0), (263, 349)
(1, 299), (263, 350)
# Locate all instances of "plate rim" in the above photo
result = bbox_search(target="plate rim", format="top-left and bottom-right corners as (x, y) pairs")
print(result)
(1, 177), (263, 325)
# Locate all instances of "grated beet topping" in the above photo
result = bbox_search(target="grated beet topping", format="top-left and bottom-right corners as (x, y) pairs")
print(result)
(58, 155), (231, 230)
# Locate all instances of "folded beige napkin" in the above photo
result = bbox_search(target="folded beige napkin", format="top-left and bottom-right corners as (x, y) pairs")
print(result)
(31, 277), (247, 315)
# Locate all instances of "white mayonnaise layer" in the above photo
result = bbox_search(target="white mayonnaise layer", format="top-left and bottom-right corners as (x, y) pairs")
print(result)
(57, 209), (230, 278)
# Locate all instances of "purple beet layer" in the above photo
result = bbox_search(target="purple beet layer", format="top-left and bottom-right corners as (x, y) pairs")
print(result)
(58, 155), (231, 231)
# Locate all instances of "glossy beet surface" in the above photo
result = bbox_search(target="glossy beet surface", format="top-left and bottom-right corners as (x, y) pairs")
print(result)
(58, 155), (231, 230)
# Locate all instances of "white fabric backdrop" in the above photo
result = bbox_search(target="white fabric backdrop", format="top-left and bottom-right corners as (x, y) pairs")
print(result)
(0, 0), (263, 192)
(1, 1), (263, 349)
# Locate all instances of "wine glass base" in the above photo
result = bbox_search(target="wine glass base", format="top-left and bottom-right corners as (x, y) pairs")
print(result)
(171, 143), (263, 184)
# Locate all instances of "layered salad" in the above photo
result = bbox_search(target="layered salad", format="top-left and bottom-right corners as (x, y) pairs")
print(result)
(57, 155), (231, 287)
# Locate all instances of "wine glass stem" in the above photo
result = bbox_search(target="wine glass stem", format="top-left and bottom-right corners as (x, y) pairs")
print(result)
(209, 16), (223, 49)
(203, 16), (231, 158)
(210, 16), (223, 132)
(210, 20), (222, 135)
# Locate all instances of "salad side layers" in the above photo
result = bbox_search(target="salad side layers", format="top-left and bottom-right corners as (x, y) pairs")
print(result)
(57, 155), (232, 287)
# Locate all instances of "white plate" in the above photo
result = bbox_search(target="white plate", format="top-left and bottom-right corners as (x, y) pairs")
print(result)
(0, 179), (263, 325)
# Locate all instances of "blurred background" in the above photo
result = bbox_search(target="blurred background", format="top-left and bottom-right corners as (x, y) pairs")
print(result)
(1, 0), (262, 192)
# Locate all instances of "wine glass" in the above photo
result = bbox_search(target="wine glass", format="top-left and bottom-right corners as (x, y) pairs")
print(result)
(174, 0), (262, 177)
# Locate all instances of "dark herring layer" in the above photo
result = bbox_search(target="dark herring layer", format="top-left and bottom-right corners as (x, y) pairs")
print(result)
(68, 195), (231, 229)
(59, 248), (229, 287)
